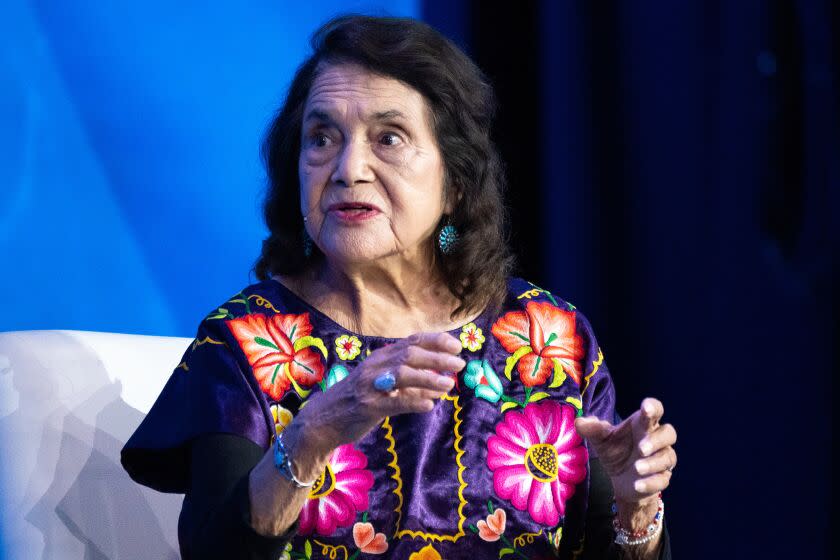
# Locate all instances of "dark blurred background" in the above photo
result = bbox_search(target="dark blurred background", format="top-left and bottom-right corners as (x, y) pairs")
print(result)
(1, 0), (836, 558)
(425, 0), (837, 557)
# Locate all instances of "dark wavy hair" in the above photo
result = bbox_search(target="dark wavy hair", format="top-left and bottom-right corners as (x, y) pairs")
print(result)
(255, 14), (514, 318)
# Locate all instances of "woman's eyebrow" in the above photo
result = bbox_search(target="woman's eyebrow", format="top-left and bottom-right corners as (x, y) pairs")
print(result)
(303, 109), (333, 125)
(303, 108), (409, 126)
(371, 109), (408, 122)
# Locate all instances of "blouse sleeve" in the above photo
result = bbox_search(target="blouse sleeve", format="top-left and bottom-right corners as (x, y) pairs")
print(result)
(121, 317), (272, 493)
(575, 309), (620, 427)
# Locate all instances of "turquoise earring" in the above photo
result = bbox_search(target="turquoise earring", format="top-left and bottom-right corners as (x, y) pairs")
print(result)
(437, 221), (459, 254)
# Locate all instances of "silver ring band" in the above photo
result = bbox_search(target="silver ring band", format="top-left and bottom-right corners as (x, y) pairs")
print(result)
(373, 371), (397, 392)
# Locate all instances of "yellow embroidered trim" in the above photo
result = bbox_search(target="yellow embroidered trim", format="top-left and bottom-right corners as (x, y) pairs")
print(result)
(513, 529), (542, 548)
(582, 348), (603, 395)
(247, 294), (280, 313)
(385, 395), (468, 543)
(516, 288), (542, 300)
(176, 361), (189, 372)
(381, 416), (403, 531)
(312, 540), (349, 560)
(191, 336), (225, 351)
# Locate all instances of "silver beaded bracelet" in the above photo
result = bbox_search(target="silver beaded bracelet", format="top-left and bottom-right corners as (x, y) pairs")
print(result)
(273, 432), (317, 488)
(612, 494), (664, 546)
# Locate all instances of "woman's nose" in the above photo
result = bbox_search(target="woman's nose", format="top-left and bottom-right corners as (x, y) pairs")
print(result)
(330, 137), (375, 187)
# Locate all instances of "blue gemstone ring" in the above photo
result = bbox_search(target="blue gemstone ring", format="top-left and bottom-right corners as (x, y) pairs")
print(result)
(373, 371), (397, 392)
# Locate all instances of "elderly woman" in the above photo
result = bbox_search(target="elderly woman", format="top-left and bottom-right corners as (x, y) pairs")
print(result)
(123, 14), (676, 560)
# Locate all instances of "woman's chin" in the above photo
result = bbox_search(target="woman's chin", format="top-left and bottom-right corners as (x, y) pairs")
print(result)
(318, 241), (395, 266)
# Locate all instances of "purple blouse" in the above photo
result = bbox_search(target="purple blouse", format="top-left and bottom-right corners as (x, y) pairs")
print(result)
(123, 277), (617, 559)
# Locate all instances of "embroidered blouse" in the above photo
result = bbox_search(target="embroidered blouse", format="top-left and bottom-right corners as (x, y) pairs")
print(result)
(122, 277), (633, 559)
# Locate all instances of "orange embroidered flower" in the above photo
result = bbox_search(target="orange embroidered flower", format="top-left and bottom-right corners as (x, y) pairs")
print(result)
(491, 301), (585, 387)
(227, 312), (327, 400)
(476, 507), (506, 541)
(409, 544), (442, 560)
(352, 521), (388, 554)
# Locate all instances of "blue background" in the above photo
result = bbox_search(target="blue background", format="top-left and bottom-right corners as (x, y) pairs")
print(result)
(0, 0), (418, 336)
(1, 1), (836, 558)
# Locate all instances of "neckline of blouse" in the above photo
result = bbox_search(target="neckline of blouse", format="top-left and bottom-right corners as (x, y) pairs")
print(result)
(267, 277), (492, 344)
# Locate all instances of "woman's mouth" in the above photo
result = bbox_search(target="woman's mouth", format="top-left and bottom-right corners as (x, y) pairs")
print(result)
(327, 202), (381, 222)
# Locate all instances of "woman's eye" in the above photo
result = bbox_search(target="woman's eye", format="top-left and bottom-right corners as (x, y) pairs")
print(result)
(380, 132), (402, 146)
(309, 132), (332, 148)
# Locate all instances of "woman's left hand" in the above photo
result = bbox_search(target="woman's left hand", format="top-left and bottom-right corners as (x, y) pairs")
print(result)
(574, 397), (677, 505)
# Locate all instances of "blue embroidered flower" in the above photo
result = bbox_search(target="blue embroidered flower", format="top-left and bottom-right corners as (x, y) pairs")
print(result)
(326, 364), (350, 389)
(463, 359), (503, 403)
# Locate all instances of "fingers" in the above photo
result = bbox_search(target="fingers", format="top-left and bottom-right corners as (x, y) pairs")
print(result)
(633, 469), (672, 494)
(389, 387), (445, 413)
(394, 344), (466, 373)
(392, 365), (455, 392)
(404, 332), (463, 355)
(633, 446), (676, 476)
(635, 397), (664, 433)
(638, 423), (677, 457)
(574, 416), (613, 443)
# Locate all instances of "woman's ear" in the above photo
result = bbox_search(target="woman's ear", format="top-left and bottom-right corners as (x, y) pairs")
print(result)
(443, 182), (463, 215)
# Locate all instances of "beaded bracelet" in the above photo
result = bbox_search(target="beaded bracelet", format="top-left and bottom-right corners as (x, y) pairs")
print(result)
(611, 493), (664, 546)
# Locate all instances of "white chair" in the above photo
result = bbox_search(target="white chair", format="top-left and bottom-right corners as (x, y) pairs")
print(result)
(0, 330), (192, 559)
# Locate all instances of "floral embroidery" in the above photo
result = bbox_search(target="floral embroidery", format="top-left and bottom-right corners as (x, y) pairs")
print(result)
(548, 527), (563, 550)
(335, 334), (362, 361)
(299, 444), (374, 536)
(270, 403), (293, 436)
(477, 507), (506, 542)
(352, 521), (389, 554)
(459, 322), (485, 352)
(226, 312), (328, 400)
(278, 542), (292, 560)
(491, 301), (585, 387)
(325, 363), (350, 389)
(487, 400), (587, 526)
(409, 544), (442, 560)
(463, 359), (503, 403)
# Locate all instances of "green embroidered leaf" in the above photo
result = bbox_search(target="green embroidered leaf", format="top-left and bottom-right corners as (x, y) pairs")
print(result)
(529, 391), (551, 403)
(304, 540), (312, 559)
(548, 359), (566, 389)
(293, 335), (328, 357)
(565, 396), (582, 410)
(500, 401), (519, 412)
(504, 346), (532, 380)
(487, 499), (494, 514)
(254, 336), (279, 350)
(229, 298), (247, 305)
(499, 548), (514, 558)
(468, 523), (479, 533)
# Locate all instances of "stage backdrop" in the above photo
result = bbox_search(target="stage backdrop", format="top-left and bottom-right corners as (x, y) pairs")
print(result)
(0, 0), (418, 337)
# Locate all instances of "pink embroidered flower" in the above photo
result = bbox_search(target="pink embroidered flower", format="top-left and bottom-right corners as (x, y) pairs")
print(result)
(299, 444), (374, 536)
(352, 521), (389, 554)
(487, 400), (588, 526)
(476, 508), (506, 542)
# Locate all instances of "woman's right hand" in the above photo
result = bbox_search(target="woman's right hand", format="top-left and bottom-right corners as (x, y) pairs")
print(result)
(282, 332), (465, 480)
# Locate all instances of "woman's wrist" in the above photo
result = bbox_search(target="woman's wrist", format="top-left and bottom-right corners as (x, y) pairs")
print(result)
(614, 494), (660, 533)
(280, 420), (335, 484)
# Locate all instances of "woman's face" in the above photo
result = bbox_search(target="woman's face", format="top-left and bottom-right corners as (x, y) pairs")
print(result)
(298, 63), (449, 267)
